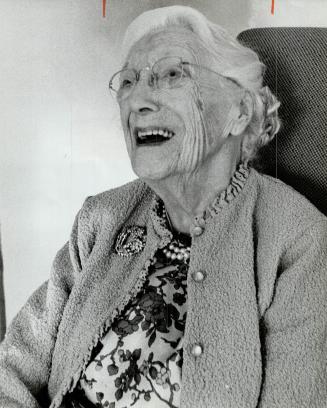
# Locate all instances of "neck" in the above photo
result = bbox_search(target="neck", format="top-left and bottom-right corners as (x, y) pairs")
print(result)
(145, 146), (241, 235)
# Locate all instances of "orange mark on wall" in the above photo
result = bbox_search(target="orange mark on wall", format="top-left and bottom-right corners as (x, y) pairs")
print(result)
(103, 0), (106, 18)
(271, 0), (275, 14)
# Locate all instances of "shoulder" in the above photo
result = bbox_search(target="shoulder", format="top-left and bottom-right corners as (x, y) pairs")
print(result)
(79, 178), (151, 225)
(86, 178), (149, 209)
(249, 168), (326, 240)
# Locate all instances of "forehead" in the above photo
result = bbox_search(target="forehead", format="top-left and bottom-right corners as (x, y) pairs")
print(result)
(125, 26), (208, 67)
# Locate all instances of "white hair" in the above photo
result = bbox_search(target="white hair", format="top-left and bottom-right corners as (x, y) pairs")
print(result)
(122, 5), (281, 163)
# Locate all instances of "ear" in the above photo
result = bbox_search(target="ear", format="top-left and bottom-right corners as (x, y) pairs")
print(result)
(230, 91), (253, 137)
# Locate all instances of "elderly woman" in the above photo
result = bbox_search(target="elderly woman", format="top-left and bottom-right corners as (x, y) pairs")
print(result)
(1, 5), (327, 408)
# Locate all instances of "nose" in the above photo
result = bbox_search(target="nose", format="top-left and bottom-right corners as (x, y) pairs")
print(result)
(125, 71), (159, 115)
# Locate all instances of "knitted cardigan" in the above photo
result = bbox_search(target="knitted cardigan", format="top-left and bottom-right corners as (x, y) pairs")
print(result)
(0, 168), (327, 408)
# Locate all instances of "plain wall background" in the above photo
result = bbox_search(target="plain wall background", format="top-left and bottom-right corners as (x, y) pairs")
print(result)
(1, 0), (326, 324)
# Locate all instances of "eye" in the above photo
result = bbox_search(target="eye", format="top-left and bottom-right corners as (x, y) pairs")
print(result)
(120, 79), (133, 89)
(168, 69), (180, 78)
(118, 70), (136, 90)
(157, 66), (185, 88)
(164, 67), (183, 80)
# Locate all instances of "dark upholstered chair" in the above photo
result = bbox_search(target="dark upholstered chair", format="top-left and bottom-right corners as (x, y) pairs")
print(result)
(237, 28), (327, 216)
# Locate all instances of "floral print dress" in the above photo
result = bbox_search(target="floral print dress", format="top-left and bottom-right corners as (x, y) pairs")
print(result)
(74, 232), (191, 408)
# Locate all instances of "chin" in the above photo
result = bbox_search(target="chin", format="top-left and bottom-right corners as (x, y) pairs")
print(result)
(131, 158), (175, 181)
(128, 143), (176, 180)
(132, 165), (170, 181)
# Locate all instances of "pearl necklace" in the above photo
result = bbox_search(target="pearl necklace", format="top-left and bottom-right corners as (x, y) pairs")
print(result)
(160, 202), (191, 262)
(163, 241), (191, 262)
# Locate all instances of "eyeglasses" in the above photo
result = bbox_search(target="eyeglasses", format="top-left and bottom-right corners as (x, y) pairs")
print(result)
(108, 56), (240, 100)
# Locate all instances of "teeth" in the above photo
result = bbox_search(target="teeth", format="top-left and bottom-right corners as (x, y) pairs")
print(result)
(136, 128), (174, 139)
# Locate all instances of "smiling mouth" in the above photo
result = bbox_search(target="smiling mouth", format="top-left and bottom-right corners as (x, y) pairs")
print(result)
(134, 127), (175, 146)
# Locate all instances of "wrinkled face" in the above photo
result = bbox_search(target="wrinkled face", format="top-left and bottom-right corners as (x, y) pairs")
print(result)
(118, 27), (240, 181)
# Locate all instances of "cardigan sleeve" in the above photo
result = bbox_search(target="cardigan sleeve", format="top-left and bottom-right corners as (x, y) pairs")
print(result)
(0, 203), (89, 408)
(258, 219), (327, 407)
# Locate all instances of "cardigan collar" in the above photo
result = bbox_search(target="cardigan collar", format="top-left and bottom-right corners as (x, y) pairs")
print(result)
(150, 162), (250, 238)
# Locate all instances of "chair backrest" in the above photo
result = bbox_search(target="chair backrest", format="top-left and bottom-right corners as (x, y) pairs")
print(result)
(237, 28), (327, 215)
(0, 230), (5, 342)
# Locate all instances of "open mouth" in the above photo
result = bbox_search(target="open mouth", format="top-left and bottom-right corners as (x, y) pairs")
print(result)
(134, 127), (175, 146)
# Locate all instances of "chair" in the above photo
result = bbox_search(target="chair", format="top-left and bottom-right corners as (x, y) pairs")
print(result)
(237, 28), (327, 216)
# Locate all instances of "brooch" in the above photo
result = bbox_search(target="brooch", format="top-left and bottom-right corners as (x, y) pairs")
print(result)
(115, 226), (147, 257)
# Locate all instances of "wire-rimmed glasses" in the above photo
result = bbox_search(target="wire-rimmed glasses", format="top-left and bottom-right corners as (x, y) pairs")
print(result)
(108, 56), (239, 101)
(109, 56), (188, 100)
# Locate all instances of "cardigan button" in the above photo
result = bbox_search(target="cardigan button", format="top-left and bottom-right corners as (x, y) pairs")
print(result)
(192, 226), (203, 236)
(192, 271), (206, 282)
(191, 343), (203, 357)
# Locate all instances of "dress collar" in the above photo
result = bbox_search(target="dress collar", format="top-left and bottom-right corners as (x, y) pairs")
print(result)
(150, 162), (251, 238)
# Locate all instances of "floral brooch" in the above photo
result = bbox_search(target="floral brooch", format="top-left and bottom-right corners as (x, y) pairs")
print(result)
(115, 226), (147, 257)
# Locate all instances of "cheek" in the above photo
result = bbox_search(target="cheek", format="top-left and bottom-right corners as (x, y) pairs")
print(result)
(119, 104), (129, 132)
(202, 103), (221, 144)
(202, 86), (234, 140)
(119, 106), (132, 150)
(176, 87), (208, 172)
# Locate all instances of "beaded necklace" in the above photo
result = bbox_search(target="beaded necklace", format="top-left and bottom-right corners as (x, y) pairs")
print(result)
(162, 205), (192, 263)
